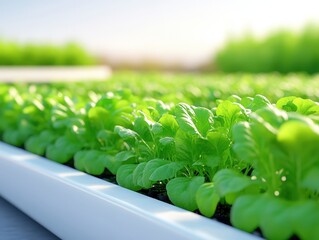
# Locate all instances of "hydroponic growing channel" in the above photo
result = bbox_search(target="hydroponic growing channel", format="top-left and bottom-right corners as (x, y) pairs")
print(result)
(0, 141), (258, 240)
(0, 73), (319, 240)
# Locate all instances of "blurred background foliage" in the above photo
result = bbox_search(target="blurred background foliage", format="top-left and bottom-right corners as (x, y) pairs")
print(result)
(214, 24), (319, 74)
(0, 41), (96, 66)
(1, 23), (319, 74)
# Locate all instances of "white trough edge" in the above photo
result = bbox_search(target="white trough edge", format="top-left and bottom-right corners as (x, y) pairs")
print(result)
(0, 66), (112, 82)
(0, 142), (261, 240)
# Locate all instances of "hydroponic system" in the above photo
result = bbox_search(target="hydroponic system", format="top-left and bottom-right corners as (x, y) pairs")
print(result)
(1, 73), (319, 240)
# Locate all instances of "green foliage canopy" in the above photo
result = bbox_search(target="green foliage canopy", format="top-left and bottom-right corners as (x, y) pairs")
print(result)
(0, 40), (96, 65)
(215, 24), (319, 74)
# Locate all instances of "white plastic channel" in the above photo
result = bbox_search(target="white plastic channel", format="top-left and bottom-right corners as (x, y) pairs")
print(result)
(0, 66), (111, 82)
(0, 142), (261, 240)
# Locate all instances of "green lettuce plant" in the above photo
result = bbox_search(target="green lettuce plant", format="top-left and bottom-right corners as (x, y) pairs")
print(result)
(226, 104), (319, 240)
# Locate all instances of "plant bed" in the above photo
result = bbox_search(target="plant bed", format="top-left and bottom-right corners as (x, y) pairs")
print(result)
(0, 142), (259, 240)
(1, 81), (319, 240)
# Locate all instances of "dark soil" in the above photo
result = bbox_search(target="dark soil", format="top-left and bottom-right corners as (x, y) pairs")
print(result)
(213, 203), (232, 225)
(139, 182), (171, 204)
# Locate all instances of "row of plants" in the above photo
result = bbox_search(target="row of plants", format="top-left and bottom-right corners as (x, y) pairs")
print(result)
(54, 71), (319, 106)
(1, 77), (319, 239)
(215, 24), (319, 74)
(0, 40), (96, 65)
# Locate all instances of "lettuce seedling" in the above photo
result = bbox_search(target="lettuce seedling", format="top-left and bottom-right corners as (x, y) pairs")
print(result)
(229, 103), (319, 240)
(72, 93), (136, 175)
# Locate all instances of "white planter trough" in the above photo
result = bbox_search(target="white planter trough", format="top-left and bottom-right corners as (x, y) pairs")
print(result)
(0, 66), (111, 83)
(0, 142), (261, 240)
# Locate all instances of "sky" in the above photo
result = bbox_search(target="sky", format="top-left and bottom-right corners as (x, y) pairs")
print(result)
(1, 0), (319, 67)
